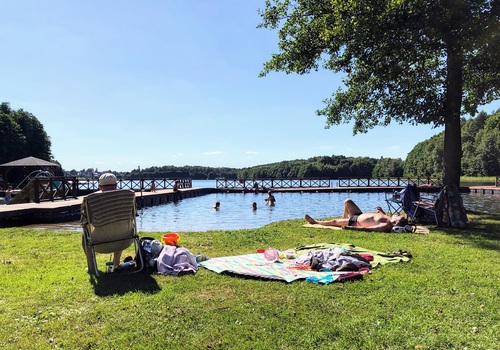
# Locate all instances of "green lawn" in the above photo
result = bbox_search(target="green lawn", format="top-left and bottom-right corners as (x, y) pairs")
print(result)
(1, 212), (499, 349)
(460, 176), (497, 187)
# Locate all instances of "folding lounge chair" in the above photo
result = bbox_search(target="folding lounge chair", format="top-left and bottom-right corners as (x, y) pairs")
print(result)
(385, 191), (404, 215)
(400, 184), (443, 225)
(412, 192), (442, 226)
(81, 189), (143, 276)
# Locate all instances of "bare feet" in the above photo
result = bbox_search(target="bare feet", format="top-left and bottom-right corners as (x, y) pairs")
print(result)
(304, 214), (317, 224)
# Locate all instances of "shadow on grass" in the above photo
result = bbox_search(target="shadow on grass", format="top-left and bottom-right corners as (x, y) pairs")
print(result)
(435, 210), (500, 251)
(90, 270), (161, 297)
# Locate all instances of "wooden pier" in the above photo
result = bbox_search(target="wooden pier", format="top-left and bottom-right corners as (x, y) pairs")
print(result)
(468, 186), (500, 195)
(0, 187), (215, 227)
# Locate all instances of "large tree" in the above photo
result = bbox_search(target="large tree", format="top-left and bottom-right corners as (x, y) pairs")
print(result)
(0, 102), (52, 164)
(258, 0), (500, 187)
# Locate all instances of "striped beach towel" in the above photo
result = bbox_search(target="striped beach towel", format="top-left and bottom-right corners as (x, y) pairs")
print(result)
(199, 243), (410, 284)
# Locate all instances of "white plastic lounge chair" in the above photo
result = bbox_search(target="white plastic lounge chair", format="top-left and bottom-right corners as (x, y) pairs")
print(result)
(81, 189), (143, 276)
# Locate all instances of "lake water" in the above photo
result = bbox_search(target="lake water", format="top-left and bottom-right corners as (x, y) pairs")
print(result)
(132, 180), (500, 232)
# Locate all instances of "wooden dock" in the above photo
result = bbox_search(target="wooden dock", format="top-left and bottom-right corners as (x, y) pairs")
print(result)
(0, 188), (216, 227)
(468, 186), (500, 195)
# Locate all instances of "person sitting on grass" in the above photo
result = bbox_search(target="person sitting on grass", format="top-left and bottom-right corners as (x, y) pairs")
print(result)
(305, 198), (408, 232)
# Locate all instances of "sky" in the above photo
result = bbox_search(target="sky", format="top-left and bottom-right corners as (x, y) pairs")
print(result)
(2, 1), (499, 172)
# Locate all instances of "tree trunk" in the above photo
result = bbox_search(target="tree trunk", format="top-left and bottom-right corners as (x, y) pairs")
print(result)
(442, 45), (463, 188)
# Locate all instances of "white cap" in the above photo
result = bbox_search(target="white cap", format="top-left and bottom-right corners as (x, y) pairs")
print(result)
(98, 173), (117, 186)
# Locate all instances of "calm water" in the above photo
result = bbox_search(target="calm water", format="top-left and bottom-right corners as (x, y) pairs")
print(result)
(132, 180), (500, 232)
(19, 180), (499, 232)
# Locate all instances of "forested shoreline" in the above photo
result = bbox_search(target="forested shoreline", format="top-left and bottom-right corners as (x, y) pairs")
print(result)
(2, 103), (499, 181)
(107, 109), (500, 180)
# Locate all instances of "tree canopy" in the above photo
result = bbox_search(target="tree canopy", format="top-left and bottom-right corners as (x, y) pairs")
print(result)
(258, 0), (500, 187)
(0, 102), (53, 164)
(405, 109), (500, 177)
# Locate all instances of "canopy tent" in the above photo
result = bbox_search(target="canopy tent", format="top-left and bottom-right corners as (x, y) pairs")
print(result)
(0, 156), (61, 187)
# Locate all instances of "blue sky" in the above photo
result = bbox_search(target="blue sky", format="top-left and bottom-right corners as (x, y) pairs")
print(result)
(2, 1), (499, 172)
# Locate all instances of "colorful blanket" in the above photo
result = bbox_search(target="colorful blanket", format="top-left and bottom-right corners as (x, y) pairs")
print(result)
(303, 223), (430, 234)
(199, 243), (411, 284)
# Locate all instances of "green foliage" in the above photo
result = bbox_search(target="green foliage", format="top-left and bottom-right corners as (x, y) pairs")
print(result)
(372, 157), (404, 177)
(237, 155), (389, 178)
(405, 110), (500, 177)
(0, 102), (53, 164)
(1, 213), (499, 349)
(126, 165), (240, 180)
(258, 0), (500, 187)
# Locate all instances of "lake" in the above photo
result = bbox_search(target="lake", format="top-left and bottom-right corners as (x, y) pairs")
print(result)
(132, 180), (500, 232)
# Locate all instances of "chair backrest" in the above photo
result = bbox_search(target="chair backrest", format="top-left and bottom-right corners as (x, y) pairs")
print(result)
(400, 184), (421, 218)
(82, 189), (137, 253)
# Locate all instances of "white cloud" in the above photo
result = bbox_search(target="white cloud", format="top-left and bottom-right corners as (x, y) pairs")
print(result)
(202, 151), (222, 155)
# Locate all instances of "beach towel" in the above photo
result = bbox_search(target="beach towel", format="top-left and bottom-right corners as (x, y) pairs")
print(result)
(303, 223), (430, 234)
(199, 243), (411, 284)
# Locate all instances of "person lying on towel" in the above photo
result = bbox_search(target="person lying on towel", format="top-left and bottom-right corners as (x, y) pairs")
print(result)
(305, 198), (408, 232)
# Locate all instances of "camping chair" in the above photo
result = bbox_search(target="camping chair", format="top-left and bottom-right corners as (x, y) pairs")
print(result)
(385, 191), (404, 215)
(81, 189), (143, 276)
(411, 190), (444, 226)
(400, 183), (442, 225)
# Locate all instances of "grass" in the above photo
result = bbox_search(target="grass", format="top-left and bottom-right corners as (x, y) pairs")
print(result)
(1, 213), (499, 350)
(460, 176), (497, 187)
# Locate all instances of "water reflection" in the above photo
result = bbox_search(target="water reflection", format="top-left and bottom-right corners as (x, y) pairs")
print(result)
(134, 191), (499, 232)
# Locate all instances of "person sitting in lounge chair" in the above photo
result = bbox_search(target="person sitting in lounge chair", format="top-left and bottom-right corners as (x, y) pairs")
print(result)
(305, 198), (408, 232)
(81, 173), (125, 268)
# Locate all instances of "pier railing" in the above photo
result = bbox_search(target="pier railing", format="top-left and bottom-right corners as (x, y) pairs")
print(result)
(33, 177), (79, 203)
(216, 177), (442, 190)
(77, 178), (192, 192)
(216, 178), (331, 190)
(338, 177), (441, 187)
(31, 177), (192, 202)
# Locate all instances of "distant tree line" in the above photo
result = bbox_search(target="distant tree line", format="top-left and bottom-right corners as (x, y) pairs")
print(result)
(67, 110), (499, 180)
(236, 156), (404, 179)
(3, 102), (497, 181)
(67, 156), (405, 180)
(126, 165), (238, 180)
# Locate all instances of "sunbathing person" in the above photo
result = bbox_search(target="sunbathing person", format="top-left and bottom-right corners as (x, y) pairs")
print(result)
(305, 198), (408, 232)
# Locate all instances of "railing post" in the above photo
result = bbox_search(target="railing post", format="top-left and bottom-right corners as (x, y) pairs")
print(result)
(73, 178), (78, 198)
(49, 179), (55, 202)
(33, 179), (40, 203)
(62, 179), (67, 200)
